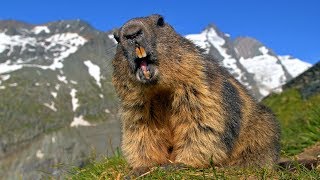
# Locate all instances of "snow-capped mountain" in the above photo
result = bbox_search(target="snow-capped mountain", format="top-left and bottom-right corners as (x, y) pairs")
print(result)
(186, 25), (311, 100)
(0, 20), (120, 179)
(0, 20), (313, 178)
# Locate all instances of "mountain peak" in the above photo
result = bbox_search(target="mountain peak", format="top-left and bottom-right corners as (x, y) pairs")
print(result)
(186, 27), (311, 100)
(0, 19), (99, 37)
(204, 23), (219, 31)
(45, 19), (94, 30)
(233, 36), (276, 58)
(0, 20), (33, 29)
(203, 23), (229, 39)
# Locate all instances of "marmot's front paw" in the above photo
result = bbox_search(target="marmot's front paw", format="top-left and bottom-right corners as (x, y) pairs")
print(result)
(125, 167), (150, 179)
(159, 163), (189, 171)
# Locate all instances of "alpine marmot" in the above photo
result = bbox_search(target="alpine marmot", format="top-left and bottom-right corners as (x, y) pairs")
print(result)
(112, 14), (280, 174)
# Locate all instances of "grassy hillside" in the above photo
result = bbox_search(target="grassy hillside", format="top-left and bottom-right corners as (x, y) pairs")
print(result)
(67, 89), (320, 179)
(68, 157), (319, 179)
(263, 89), (320, 156)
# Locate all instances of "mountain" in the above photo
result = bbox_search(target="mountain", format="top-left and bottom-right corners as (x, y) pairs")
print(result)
(186, 25), (311, 100)
(0, 19), (313, 178)
(262, 61), (320, 156)
(0, 20), (120, 179)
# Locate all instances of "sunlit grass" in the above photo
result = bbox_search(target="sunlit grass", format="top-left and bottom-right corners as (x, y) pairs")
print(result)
(263, 89), (320, 156)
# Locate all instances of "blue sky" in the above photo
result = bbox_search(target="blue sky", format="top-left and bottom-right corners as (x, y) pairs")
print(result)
(0, 0), (319, 64)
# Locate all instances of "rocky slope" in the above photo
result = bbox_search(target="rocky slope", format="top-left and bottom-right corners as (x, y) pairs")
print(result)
(0, 20), (120, 179)
(284, 61), (320, 99)
(0, 20), (313, 179)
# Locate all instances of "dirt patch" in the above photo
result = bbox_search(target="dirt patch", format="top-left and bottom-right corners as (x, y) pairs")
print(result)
(279, 142), (320, 170)
(297, 142), (320, 160)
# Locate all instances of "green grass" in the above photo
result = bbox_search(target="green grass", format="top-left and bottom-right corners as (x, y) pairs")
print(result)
(68, 88), (320, 179)
(68, 149), (129, 179)
(69, 156), (319, 179)
(263, 89), (320, 156)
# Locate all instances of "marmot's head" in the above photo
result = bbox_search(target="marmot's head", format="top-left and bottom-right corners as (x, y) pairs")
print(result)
(113, 14), (171, 84)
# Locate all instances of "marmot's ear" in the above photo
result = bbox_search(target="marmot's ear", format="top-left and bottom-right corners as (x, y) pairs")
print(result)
(151, 14), (165, 27)
(113, 29), (120, 43)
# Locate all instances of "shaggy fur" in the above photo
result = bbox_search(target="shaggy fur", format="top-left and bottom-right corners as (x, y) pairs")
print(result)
(112, 14), (280, 173)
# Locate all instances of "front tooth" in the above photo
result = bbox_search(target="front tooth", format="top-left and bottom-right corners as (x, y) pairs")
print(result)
(143, 70), (151, 80)
(140, 47), (147, 58)
(135, 47), (142, 58)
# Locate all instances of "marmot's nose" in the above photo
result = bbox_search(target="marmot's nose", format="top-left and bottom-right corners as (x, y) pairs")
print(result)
(123, 26), (143, 41)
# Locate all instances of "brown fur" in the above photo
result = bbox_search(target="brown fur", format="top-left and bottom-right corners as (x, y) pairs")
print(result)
(111, 14), (280, 173)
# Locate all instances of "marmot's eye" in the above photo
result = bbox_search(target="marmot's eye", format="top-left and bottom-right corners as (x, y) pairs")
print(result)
(125, 29), (142, 40)
(128, 39), (134, 44)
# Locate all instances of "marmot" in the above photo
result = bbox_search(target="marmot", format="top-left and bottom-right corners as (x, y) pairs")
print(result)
(112, 14), (280, 173)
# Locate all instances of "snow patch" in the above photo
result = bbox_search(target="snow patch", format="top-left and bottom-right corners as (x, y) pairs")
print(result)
(187, 28), (245, 83)
(84, 60), (102, 87)
(240, 54), (286, 99)
(0, 44), (6, 54)
(70, 89), (79, 112)
(52, 136), (56, 143)
(36, 150), (44, 159)
(9, 83), (18, 87)
(206, 28), (245, 82)
(0, 60), (23, 74)
(70, 80), (78, 85)
(278, 55), (311, 77)
(205, 28), (226, 47)
(70, 115), (92, 127)
(259, 46), (269, 55)
(35, 33), (87, 70)
(57, 75), (68, 84)
(0, 32), (87, 74)
(185, 33), (209, 53)
(43, 102), (57, 112)
(240, 53), (311, 99)
(32, 26), (50, 34)
(55, 84), (60, 91)
(234, 47), (239, 55)
(0, 32), (37, 56)
(51, 92), (58, 98)
(108, 34), (118, 44)
(0, 74), (10, 81)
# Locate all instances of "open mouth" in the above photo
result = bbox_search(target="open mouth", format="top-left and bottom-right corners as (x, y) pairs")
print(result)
(135, 46), (152, 80)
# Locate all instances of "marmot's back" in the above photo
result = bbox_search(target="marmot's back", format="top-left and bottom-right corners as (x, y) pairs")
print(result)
(112, 14), (280, 174)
